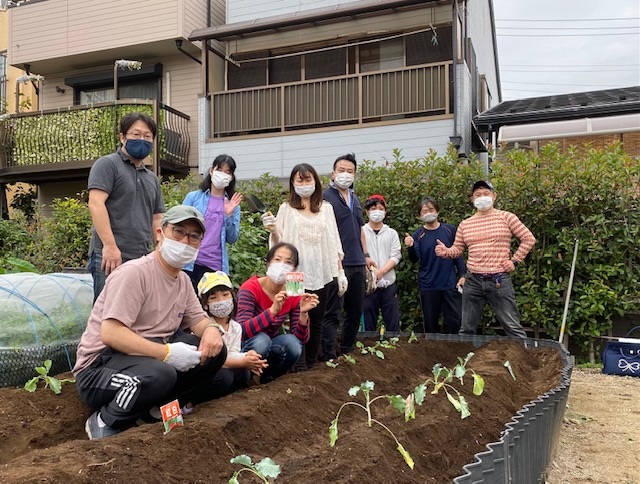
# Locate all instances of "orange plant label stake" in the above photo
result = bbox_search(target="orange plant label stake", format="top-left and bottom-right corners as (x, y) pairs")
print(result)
(160, 399), (184, 435)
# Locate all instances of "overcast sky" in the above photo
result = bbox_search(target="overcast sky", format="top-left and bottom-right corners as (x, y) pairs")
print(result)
(492, 0), (640, 101)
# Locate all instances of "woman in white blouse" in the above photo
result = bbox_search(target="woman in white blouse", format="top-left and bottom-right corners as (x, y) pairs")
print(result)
(264, 163), (344, 369)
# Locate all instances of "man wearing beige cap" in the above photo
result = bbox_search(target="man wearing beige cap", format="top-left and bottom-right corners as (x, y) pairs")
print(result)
(73, 205), (226, 440)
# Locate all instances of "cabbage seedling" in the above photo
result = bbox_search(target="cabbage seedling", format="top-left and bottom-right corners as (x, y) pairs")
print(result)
(355, 337), (398, 359)
(24, 360), (75, 395)
(229, 455), (280, 483)
(329, 381), (414, 469)
(325, 354), (357, 368)
(411, 352), (485, 419)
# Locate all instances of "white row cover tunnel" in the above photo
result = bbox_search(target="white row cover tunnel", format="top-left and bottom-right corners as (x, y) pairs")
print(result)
(0, 273), (93, 349)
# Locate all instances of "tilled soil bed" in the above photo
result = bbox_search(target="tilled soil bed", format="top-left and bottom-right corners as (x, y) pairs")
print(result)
(0, 338), (563, 483)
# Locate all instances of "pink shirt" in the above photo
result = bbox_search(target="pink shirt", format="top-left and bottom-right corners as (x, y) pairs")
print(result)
(444, 210), (536, 274)
(73, 253), (207, 375)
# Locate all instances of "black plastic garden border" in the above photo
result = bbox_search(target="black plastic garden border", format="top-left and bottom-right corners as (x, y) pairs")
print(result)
(418, 333), (572, 484)
(1, 332), (571, 483)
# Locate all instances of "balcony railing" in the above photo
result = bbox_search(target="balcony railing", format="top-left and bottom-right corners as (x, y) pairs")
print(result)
(211, 61), (451, 138)
(0, 100), (190, 178)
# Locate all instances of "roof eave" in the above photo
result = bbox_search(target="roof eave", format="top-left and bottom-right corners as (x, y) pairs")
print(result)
(189, 0), (444, 42)
(474, 101), (640, 130)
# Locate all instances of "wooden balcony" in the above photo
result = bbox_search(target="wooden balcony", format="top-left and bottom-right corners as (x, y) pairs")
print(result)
(0, 100), (190, 184)
(211, 61), (452, 138)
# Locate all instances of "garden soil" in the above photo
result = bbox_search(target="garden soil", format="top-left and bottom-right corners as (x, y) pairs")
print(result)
(0, 339), (565, 483)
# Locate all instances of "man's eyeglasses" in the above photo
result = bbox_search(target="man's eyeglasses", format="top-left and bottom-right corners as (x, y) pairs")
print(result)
(170, 225), (203, 246)
(126, 131), (154, 142)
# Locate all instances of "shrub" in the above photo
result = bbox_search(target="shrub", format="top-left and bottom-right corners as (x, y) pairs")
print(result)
(353, 148), (484, 330)
(354, 144), (639, 349)
(1, 144), (636, 351)
(493, 142), (640, 348)
(160, 173), (199, 208)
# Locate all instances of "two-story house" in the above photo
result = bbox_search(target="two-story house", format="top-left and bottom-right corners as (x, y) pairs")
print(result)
(1, 4), (37, 218)
(1, 0), (225, 214)
(190, 0), (502, 178)
(2, 0), (502, 213)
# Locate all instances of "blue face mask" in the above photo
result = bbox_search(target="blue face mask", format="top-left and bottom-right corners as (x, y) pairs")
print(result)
(125, 139), (153, 160)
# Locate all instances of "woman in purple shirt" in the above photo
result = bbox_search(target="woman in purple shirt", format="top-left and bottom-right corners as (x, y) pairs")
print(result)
(182, 154), (242, 289)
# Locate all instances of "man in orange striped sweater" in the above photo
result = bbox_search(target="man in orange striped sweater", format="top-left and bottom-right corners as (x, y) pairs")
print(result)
(435, 180), (536, 338)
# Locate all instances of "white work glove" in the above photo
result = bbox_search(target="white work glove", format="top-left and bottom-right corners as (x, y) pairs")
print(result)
(163, 342), (202, 372)
(260, 211), (277, 232)
(337, 269), (349, 297)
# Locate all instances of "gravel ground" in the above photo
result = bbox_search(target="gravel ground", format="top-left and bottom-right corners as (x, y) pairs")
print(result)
(545, 368), (640, 484)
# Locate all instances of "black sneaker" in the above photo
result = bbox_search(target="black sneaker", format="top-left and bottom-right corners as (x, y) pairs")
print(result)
(85, 411), (120, 440)
(135, 406), (162, 425)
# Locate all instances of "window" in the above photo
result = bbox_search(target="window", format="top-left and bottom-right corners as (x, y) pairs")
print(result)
(306, 48), (347, 79)
(224, 26), (454, 90)
(0, 52), (6, 112)
(78, 80), (159, 105)
(359, 38), (404, 73)
(406, 26), (453, 65)
(65, 63), (163, 105)
(269, 56), (301, 85)
(228, 52), (267, 90)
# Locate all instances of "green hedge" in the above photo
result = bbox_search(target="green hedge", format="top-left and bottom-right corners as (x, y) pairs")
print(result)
(351, 144), (639, 348)
(2, 143), (637, 350)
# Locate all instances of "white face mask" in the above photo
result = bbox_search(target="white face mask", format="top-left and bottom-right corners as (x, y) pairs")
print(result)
(266, 262), (294, 285)
(421, 213), (438, 224)
(474, 196), (494, 211)
(211, 171), (232, 190)
(294, 184), (315, 198)
(334, 173), (354, 189)
(160, 236), (199, 269)
(207, 298), (234, 318)
(369, 209), (385, 223)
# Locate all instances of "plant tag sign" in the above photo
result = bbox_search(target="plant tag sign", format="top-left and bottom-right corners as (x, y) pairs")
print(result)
(285, 272), (305, 296)
(160, 399), (184, 435)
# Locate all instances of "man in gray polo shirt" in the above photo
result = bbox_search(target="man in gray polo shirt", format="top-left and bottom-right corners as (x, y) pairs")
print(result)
(88, 112), (165, 300)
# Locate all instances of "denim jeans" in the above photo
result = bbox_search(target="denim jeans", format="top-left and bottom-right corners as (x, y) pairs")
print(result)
(460, 273), (527, 339)
(88, 250), (135, 302)
(363, 283), (400, 332)
(419, 288), (461, 334)
(242, 332), (302, 382)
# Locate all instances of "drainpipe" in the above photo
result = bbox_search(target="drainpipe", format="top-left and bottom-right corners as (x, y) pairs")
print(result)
(175, 39), (202, 65)
(450, 0), (458, 151)
(206, 0), (211, 94)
